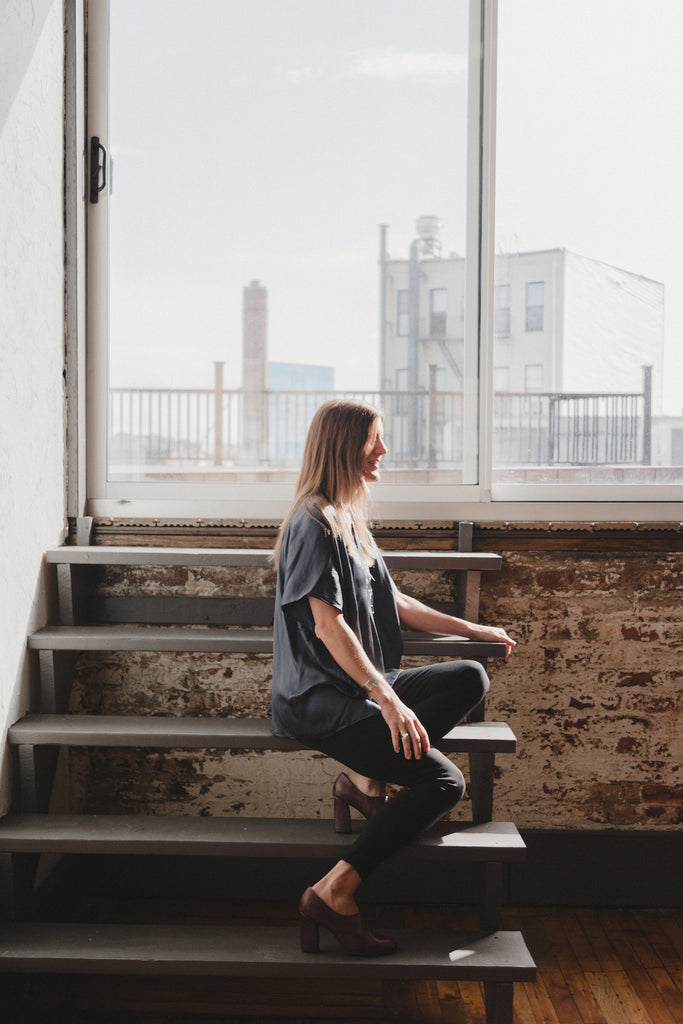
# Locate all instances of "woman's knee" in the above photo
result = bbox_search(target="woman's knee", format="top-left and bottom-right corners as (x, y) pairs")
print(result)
(459, 659), (490, 704)
(438, 760), (466, 808)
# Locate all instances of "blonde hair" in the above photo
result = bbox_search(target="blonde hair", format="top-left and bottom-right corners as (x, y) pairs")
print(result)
(273, 398), (383, 565)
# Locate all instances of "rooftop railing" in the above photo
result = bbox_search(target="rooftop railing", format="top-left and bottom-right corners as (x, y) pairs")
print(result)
(109, 373), (652, 475)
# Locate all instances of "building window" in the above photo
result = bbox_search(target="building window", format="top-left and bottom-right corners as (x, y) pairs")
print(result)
(525, 282), (545, 331)
(397, 291), (409, 337)
(495, 284), (511, 337)
(494, 366), (510, 392)
(524, 364), (543, 392)
(429, 288), (448, 338)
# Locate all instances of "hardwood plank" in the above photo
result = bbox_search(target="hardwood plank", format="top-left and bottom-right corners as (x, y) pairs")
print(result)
(585, 971), (652, 1024)
(559, 911), (602, 973)
(652, 912), (683, 961)
(540, 915), (583, 976)
(667, 964), (683, 994)
(434, 982), (468, 1024)
(523, 974), (562, 1024)
(563, 971), (607, 1024)
(452, 981), (485, 1024)
(414, 980), (446, 1023)
(618, 910), (664, 970)
(626, 967), (678, 1024)
(510, 982), (536, 1024)
(598, 910), (645, 973)
(632, 910), (681, 968)
(576, 909), (624, 973)
(386, 979), (420, 1019)
(538, 970), (583, 1024)
(649, 967), (683, 1019)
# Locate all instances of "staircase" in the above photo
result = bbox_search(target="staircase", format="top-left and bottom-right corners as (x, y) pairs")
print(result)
(0, 540), (535, 1022)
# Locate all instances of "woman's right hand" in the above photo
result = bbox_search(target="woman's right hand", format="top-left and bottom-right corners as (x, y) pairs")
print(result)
(306, 596), (430, 759)
(374, 682), (430, 760)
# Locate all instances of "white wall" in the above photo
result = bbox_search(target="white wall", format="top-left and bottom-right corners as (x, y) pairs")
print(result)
(0, 0), (66, 813)
(563, 251), (664, 412)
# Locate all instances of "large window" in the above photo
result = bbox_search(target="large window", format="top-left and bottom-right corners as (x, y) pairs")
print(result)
(492, 0), (683, 497)
(87, 0), (475, 517)
(86, 1), (683, 518)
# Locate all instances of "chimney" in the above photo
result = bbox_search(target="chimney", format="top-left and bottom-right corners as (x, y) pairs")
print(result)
(241, 281), (268, 463)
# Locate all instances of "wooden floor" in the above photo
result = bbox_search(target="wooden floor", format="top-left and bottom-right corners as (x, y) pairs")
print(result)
(4, 904), (682, 1023)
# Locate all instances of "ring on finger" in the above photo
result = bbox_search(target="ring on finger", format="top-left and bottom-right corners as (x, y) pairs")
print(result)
(400, 732), (409, 739)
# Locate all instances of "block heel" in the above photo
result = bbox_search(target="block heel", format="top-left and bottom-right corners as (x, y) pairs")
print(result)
(298, 887), (396, 957)
(332, 773), (388, 833)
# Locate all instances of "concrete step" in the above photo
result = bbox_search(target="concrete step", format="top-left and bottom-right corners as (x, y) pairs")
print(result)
(28, 624), (507, 658)
(0, 922), (536, 983)
(46, 546), (503, 572)
(0, 814), (526, 862)
(8, 715), (516, 753)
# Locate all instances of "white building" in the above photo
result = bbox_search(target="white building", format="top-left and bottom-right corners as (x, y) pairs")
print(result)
(381, 233), (664, 413)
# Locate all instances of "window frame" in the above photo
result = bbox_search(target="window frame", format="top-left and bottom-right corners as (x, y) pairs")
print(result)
(494, 283), (511, 338)
(429, 287), (449, 338)
(396, 290), (409, 338)
(525, 281), (545, 332)
(82, 0), (683, 523)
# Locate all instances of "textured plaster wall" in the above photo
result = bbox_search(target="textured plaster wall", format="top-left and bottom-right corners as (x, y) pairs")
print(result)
(67, 544), (682, 831)
(0, 1), (66, 813)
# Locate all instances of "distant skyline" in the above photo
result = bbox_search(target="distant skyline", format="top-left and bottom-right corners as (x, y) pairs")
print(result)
(106, 0), (683, 416)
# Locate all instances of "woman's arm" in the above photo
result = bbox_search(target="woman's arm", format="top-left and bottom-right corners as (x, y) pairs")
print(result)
(308, 595), (430, 759)
(395, 591), (517, 659)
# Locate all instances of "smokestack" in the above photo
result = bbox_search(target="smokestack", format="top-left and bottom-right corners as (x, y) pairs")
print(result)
(241, 280), (268, 463)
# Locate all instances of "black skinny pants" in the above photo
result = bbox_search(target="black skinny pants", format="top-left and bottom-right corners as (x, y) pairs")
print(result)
(314, 659), (490, 880)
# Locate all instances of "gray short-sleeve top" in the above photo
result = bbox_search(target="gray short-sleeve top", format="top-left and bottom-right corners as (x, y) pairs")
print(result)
(270, 502), (402, 741)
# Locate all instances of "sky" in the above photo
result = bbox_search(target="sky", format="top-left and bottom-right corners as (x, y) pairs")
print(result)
(107, 0), (683, 415)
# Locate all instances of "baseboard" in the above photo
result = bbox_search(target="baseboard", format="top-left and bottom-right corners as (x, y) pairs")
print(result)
(511, 829), (683, 907)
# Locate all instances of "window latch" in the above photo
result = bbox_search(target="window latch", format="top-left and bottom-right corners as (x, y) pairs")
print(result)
(89, 136), (107, 203)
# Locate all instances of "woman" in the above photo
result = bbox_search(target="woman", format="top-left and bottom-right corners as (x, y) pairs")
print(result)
(271, 399), (515, 956)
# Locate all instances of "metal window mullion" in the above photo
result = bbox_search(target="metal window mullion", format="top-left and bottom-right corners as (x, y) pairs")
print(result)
(86, 0), (110, 496)
(469, 0), (498, 497)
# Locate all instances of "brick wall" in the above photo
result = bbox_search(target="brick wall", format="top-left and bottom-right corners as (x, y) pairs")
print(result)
(67, 523), (682, 832)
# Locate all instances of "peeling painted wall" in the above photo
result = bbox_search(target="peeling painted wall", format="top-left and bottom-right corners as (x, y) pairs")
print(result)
(67, 545), (682, 830)
(479, 549), (682, 829)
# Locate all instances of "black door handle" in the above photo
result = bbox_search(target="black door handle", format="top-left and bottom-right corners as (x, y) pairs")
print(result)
(89, 136), (107, 203)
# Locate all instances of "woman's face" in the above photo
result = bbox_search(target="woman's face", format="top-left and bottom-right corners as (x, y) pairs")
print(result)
(360, 419), (387, 483)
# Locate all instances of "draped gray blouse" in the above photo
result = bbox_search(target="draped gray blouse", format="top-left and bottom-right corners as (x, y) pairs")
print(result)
(270, 502), (402, 741)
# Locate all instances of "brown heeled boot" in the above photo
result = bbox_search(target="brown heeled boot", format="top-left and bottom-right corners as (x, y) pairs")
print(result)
(299, 887), (397, 956)
(332, 772), (388, 833)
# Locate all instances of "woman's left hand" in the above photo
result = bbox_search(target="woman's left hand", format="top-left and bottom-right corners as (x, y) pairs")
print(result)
(469, 623), (517, 659)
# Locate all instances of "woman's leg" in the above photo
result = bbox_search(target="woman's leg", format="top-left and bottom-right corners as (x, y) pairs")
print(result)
(393, 658), (490, 740)
(311, 660), (490, 907)
(319, 718), (465, 881)
(343, 659), (489, 802)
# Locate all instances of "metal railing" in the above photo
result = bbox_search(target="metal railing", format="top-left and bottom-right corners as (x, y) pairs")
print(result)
(109, 373), (652, 472)
(494, 390), (647, 466)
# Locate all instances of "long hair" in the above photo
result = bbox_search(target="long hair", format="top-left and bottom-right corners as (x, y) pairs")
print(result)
(273, 398), (383, 565)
